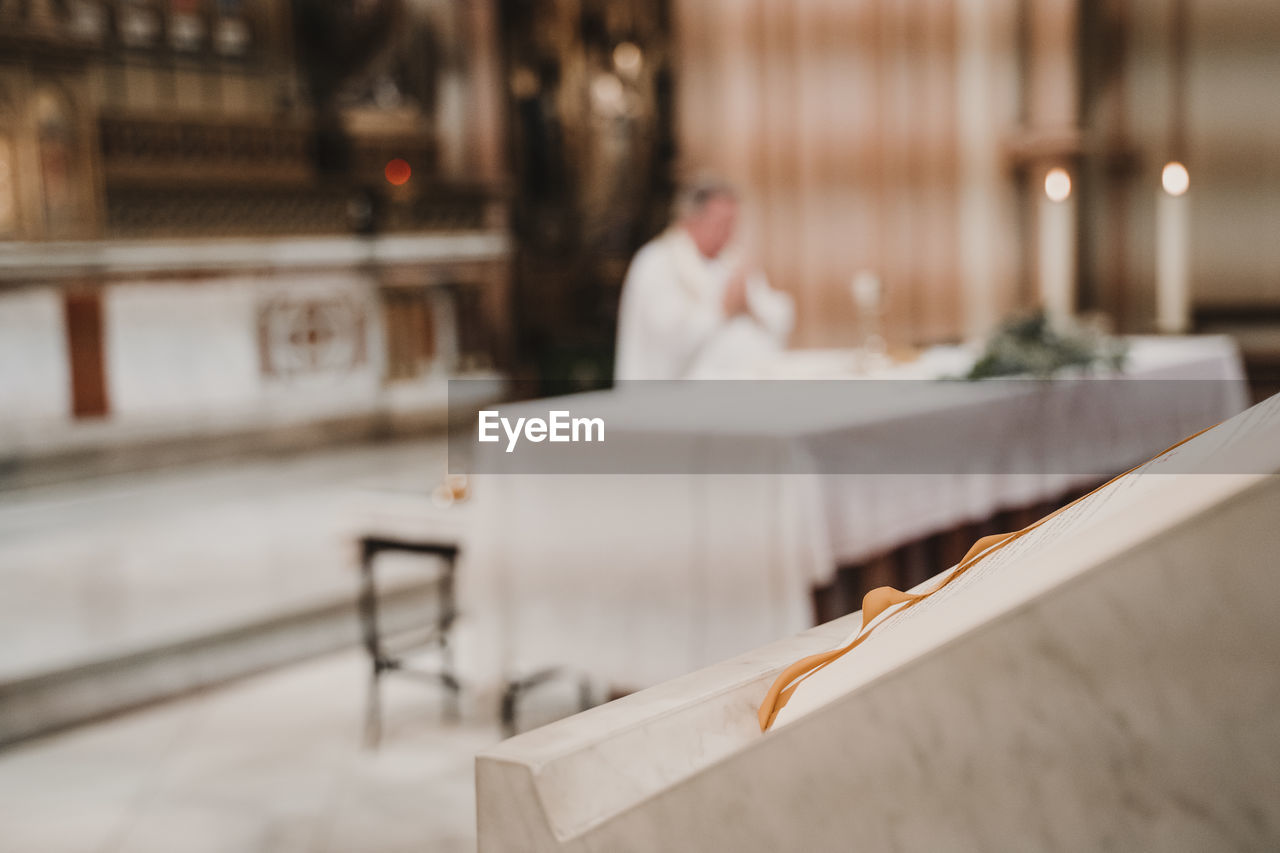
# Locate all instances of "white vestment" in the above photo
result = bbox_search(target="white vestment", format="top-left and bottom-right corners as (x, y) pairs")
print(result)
(614, 229), (795, 380)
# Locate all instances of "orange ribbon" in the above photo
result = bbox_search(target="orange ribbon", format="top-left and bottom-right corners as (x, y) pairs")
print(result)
(757, 424), (1217, 732)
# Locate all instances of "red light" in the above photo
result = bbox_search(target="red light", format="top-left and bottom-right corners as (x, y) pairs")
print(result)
(384, 158), (411, 186)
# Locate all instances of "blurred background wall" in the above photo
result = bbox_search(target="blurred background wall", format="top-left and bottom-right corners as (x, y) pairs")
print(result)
(0, 0), (512, 483)
(675, 0), (1019, 349)
(673, 0), (1280, 352)
(1, 0), (1278, 477)
(1112, 1), (1280, 321)
(495, 0), (676, 391)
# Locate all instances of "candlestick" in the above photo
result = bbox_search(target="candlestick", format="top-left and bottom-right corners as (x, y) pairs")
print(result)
(850, 270), (883, 313)
(1038, 167), (1075, 329)
(849, 270), (887, 372)
(1155, 161), (1191, 334)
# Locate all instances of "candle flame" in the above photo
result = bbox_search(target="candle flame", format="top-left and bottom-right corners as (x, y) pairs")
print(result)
(1162, 161), (1189, 197)
(1044, 168), (1071, 203)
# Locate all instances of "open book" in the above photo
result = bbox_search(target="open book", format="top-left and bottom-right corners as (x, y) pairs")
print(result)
(764, 391), (1280, 730)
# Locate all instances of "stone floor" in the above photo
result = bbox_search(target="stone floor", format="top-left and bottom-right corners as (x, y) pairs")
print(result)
(0, 437), (597, 851)
(0, 649), (499, 853)
(0, 438), (447, 682)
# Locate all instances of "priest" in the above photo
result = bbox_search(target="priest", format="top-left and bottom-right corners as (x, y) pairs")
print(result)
(614, 179), (794, 380)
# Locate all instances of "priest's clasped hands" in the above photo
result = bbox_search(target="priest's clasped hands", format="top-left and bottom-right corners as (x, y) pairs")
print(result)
(721, 265), (753, 318)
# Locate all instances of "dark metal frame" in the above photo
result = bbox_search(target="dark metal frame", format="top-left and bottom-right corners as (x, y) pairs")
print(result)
(499, 668), (594, 740)
(357, 535), (461, 748)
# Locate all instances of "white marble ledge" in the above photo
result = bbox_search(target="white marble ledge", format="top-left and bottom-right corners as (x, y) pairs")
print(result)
(475, 611), (862, 846)
(0, 232), (511, 281)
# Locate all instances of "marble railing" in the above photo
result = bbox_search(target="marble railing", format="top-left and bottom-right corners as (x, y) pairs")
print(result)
(476, 611), (863, 850)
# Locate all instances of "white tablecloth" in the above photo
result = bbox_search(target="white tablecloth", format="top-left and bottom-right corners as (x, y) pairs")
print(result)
(814, 336), (1247, 562)
(455, 336), (1247, 694)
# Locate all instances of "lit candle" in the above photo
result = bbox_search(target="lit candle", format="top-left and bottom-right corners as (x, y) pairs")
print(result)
(1038, 167), (1075, 328)
(1155, 161), (1191, 334)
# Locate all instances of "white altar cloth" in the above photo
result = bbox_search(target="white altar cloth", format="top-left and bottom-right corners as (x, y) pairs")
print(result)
(456, 336), (1246, 696)
(815, 335), (1246, 562)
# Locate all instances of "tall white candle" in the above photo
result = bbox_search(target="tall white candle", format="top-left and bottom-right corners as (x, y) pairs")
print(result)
(1155, 161), (1191, 334)
(1038, 167), (1075, 328)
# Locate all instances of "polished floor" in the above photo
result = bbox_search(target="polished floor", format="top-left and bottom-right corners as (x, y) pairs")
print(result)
(0, 437), (592, 851)
(0, 649), (496, 853)
(0, 438), (447, 682)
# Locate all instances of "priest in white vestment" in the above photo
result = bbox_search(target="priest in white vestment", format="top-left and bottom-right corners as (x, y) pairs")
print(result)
(615, 180), (794, 380)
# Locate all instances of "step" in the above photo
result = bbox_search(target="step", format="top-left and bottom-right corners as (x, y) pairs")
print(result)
(0, 580), (440, 748)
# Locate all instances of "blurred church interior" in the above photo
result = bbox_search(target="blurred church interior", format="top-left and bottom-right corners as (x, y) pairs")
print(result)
(1, 1), (1278, 851)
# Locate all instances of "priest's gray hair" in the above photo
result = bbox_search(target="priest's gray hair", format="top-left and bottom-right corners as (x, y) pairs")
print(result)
(675, 176), (739, 220)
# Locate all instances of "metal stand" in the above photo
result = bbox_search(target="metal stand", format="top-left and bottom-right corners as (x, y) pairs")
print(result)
(499, 670), (596, 739)
(357, 535), (461, 748)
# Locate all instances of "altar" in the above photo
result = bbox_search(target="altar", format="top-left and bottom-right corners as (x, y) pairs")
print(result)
(452, 336), (1247, 715)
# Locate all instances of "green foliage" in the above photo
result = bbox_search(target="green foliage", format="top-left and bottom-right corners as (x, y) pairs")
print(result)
(965, 311), (1129, 380)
